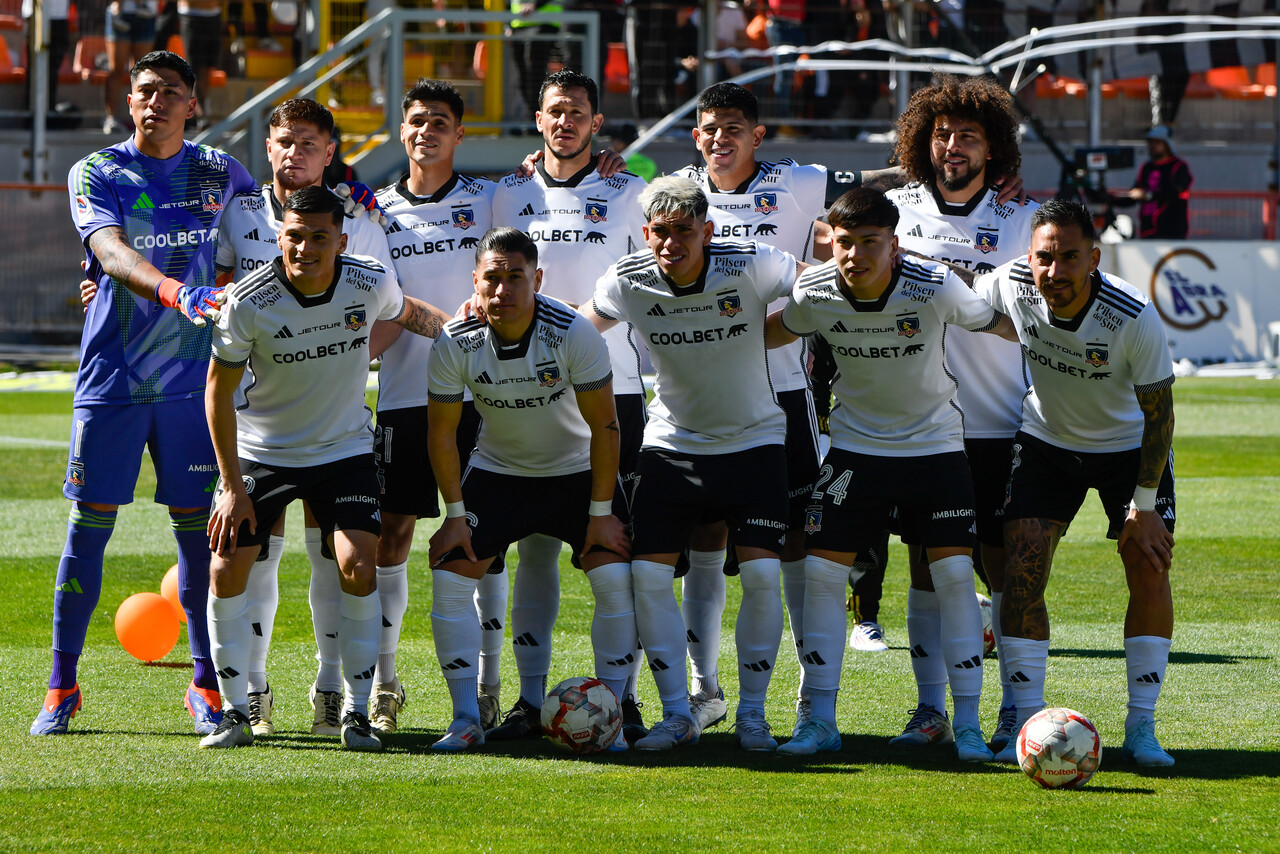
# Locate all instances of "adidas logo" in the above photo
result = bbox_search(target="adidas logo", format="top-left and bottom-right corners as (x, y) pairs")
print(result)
(385, 220), (403, 234)
(442, 657), (471, 671)
(686, 629), (699, 643)
(647, 303), (666, 317)
(274, 326), (294, 339)
(1009, 671), (1030, 683)
(829, 320), (850, 334)
(216, 666), (241, 679)
(512, 631), (539, 647)
(480, 618), (503, 631)
(55, 578), (84, 594)
(382, 616), (393, 628)
(353, 666), (377, 680)
(909, 644), (928, 659)
(742, 660), (772, 672)
(518, 203), (535, 217)
(325, 632), (338, 639)
(133, 192), (154, 211)
(1136, 671), (1162, 684)
(605, 653), (634, 667)
(243, 228), (260, 241)
(473, 371), (494, 384)
(954, 654), (982, 670)
(648, 658), (670, 672)
(251, 622), (263, 637)
(802, 651), (826, 666)
(907, 224), (923, 238)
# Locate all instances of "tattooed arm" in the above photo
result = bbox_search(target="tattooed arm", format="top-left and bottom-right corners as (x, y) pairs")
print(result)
(1001, 517), (1068, 640)
(392, 296), (451, 339)
(87, 226), (170, 301)
(1118, 385), (1176, 572)
(576, 378), (630, 560)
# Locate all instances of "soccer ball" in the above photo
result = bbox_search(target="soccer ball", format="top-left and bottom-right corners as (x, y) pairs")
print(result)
(541, 677), (622, 754)
(1016, 707), (1103, 789)
(977, 592), (995, 657)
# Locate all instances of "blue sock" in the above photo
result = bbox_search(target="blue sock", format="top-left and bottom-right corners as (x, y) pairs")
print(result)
(171, 509), (216, 690)
(49, 505), (116, 689)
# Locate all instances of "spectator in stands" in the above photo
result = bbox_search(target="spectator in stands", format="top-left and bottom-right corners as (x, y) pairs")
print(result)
(763, 0), (805, 124)
(626, 0), (679, 120)
(104, 0), (160, 135)
(1128, 125), (1193, 240)
(177, 0), (222, 128)
(23, 0), (71, 119)
(227, 1), (281, 55)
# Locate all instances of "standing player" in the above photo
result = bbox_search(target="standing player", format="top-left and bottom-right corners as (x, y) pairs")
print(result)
(32, 50), (255, 737)
(425, 227), (634, 752)
(199, 187), (453, 750)
(764, 188), (1016, 760)
(214, 97), (395, 739)
(369, 78), (497, 733)
(587, 176), (799, 752)
(487, 69), (650, 740)
(985, 200), (1177, 767)
(884, 73), (1036, 751)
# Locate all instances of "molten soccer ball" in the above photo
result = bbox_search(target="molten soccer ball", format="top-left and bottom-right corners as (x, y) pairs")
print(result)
(1016, 707), (1102, 789)
(977, 592), (995, 657)
(541, 677), (622, 754)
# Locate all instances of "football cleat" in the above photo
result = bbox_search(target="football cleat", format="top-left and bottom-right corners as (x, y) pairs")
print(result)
(792, 696), (811, 738)
(370, 682), (406, 734)
(634, 714), (700, 751)
(621, 695), (649, 742)
(1122, 718), (1175, 767)
(889, 704), (954, 747)
(310, 684), (343, 736)
(340, 711), (384, 752)
(849, 621), (888, 652)
(955, 725), (995, 762)
(199, 709), (254, 749)
(247, 685), (275, 736)
(689, 687), (728, 730)
(778, 718), (842, 755)
(607, 728), (629, 753)
(989, 704), (1018, 752)
(733, 710), (777, 752)
(31, 685), (82, 736)
(485, 697), (542, 740)
(477, 691), (501, 731)
(432, 719), (485, 752)
(184, 682), (224, 736)
(993, 740), (1018, 764)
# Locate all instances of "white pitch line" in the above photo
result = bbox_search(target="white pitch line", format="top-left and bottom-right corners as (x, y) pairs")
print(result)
(0, 436), (66, 448)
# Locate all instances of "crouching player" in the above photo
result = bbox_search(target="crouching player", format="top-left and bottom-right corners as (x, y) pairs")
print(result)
(426, 227), (634, 752)
(201, 187), (452, 750)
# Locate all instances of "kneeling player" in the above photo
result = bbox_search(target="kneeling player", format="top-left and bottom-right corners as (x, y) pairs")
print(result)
(201, 186), (452, 750)
(426, 227), (634, 752)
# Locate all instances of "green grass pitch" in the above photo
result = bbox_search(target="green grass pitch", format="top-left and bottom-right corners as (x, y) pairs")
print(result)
(1, 379), (1277, 852)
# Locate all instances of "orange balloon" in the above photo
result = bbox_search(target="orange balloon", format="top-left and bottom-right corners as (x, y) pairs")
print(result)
(160, 563), (186, 624)
(115, 592), (180, 662)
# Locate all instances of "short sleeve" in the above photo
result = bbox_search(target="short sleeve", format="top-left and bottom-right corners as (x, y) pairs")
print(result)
(937, 270), (1000, 331)
(780, 283), (817, 337)
(426, 334), (465, 403)
(211, 295), (254, 368)
(1127, 303), (1175, 392)
(754, 242), (798, 303)
(590, 266), (627, 322)
(566, 316), (614, 392)
(68, 156), (123, 245)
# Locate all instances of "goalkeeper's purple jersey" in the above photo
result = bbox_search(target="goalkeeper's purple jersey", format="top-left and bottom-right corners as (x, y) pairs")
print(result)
(69, 138), (255, 405)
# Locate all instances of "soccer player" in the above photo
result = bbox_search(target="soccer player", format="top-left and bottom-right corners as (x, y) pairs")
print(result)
(369, 78), (497, 733)
(764, 187), (1017, 760)
(199, 186), (452, 750)
(884, 73), (1037, 751)
(425, 227), (633, 752)
(32, 50), (256, 738)
(984, 200), (1177, 767)
(214, 97), (395, 739)
(487, 69), (650, 741)
(587, 176), (800, 752)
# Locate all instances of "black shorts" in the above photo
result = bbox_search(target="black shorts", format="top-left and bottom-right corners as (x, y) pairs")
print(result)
(966, 437), (1016, 548)
(439, 467), (629, 569)
(631, 445), (788, 556)
(178, 12), (221, 72)
(778, 388), (821, 531)
(217, 455), (382, 551)
(1003, 431), (1177, 538)
(375, 401), (481, 518)
(616, 392), (646, 505)
(804, 448), (976, 554)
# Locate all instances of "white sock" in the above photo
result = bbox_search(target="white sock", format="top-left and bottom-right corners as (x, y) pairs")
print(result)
(208, 591), (251, 714)
(991, 591), (1014, 709)
(681, 549), (726, 697)
(906, 587), (947, 712)
(475, 562), (508, 696)
(305, 528), (343, 693)
(1001, 636), (1050, 731)
(375, 561), (408, 686)
(622, 645), (644, 702)
(245, 533), (282, 694)
(631, 559), (691, 719)
(735, 557), (783, 715)
(587, 562), (636, 701)
(930, 554), (984, 730)
(799, 555), (851, 725)
(1124, 635), (1172, 730)
(780, 558), (807, 662)
(512, 534), (561, 705)
(431, 570), (481, 724)
(339, 591), (381, 718)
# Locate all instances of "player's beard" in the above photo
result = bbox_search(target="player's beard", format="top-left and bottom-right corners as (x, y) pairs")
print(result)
(548, 135), (592, 163)
(938, 161), (983, 194)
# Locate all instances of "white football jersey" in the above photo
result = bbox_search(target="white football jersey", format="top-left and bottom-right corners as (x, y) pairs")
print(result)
(213, 256), (405, 467)
(781, 258), (1003, 456)
(591, 240), (795, 454)
(983, 260), (1175, 453)
(675, 159), (828, 393)
(889, 183), (1037, 438)
(427, 294), (613, 477)
(375, 173), (496, 411)
(493, 162), (648, 395)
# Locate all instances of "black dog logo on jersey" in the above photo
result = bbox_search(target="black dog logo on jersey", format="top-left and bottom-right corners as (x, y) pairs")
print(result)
(1085, 345), (1109, 367)
(902, 343), (924, 355)
(536, 362), (563, 387)
(585, 231), (607, 243)
(756, 223), (778, 236)
(717, 292), (743, 317)
(548, 387), (567, 403)
(344, 306), (368, 331)
(896, 314), (921, 337)
(459, 237), (479, 249)
(728, 323), (748, 337)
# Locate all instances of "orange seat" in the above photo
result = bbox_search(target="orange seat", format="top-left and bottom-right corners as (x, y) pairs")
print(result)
(1258, 63), (1276, 97)
(604, 41), (629, 95)
(1035, 75), (1068, 99)
(1183, 72), (1217, 98)
(1208, 65), (1266, 100)
(167, 34), (187, 58)
(73, 35), (109, 84)
(0, 39), (25, 83)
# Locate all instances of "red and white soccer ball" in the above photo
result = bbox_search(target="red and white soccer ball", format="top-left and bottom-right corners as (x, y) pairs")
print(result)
(977, 592), (995, 657)
(1016, 707), (1103, 789)
(541, 677), (622, 754)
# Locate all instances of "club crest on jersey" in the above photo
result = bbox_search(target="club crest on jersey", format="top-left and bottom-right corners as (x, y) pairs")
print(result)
(536, 362), (563, 388)
(68, 463), (85, 487)
(975, 230), (999, 253)
(717, 292), (743, 317)
(896, 314), (922, 337)
(1085, 346), (1109, 367)
(452, 208), (476, 229)
(202, 188), (223, 213)
(804, 507), (822, 534)
(753, 192), (779, 214)
(344, 307), (368, 331)
(584, 201), (608, 223)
